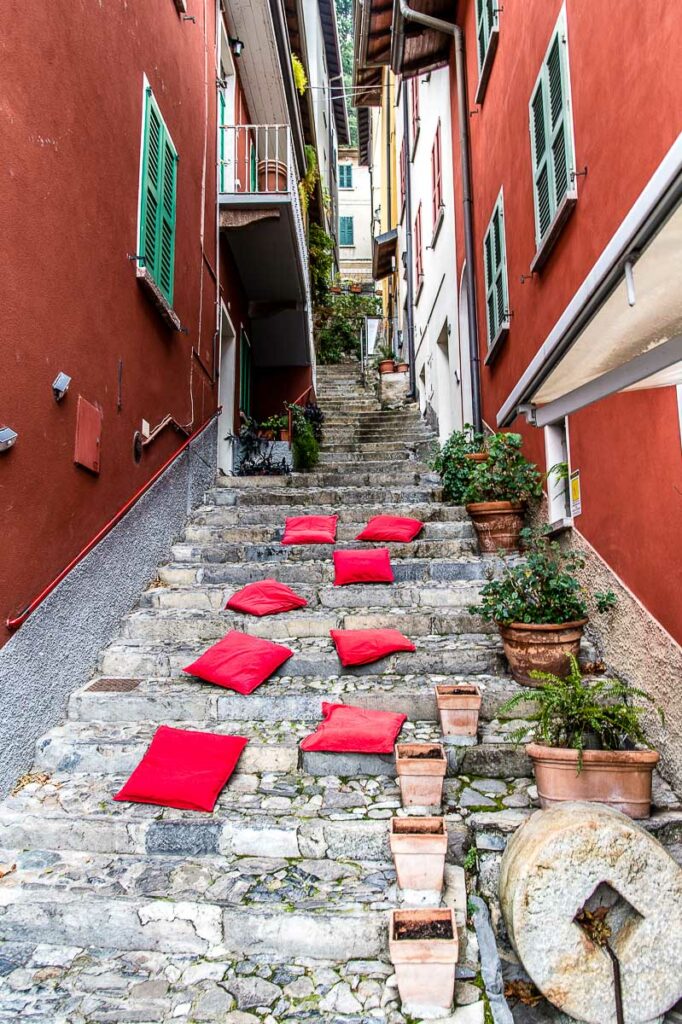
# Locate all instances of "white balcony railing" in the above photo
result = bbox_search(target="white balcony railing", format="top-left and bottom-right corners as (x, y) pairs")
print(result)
(219, 121), (310, 296)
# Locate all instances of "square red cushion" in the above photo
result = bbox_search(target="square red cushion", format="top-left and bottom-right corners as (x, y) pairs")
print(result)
(333, 548), (394, 586)
(225, 579), (308, 616)
(281, 515), (338, 545)
(356, 515), (424, 542)
(300, 702), (407, 753)
(114, 726), (248, 811)
(183, 631), (293, 693)
(330, 628), (416, 667)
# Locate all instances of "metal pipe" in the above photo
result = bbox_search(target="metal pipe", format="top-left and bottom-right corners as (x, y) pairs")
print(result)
(402, 96), (416, 397)
(396, 0), (483, 431)
(604, 944), (625, 1024)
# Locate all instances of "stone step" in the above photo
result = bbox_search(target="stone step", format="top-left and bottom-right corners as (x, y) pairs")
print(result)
(318, 449), (415, 463)
(99, 632), (504, 680)
(157, 555), (491, 588)
(182, 519), (472, 544)
(0, 851), (400, 959)
(69, 671), (517, 725)
(169, 537), (477, 565)
(119, 606), (493, 644)
(207, 484), (442, 506)
(190, 499), (466, 526)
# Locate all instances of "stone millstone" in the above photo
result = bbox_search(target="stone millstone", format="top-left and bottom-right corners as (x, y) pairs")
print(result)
(499, 802), (682, 1024)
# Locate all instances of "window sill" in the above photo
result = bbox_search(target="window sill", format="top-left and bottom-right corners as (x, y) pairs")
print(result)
(546, 516), (574, 536)
(415, 275), (424, 304)
(484, 321), (510, 365)
(431, 205), (445, 248)
(530, 190), (577, 274)
(136, 266), (181, 330)
(474, 27), (499, 106)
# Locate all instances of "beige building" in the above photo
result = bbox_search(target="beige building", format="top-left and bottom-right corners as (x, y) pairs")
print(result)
(337, 144), (373, 286)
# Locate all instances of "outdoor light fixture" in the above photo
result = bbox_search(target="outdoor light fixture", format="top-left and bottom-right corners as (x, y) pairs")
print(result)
(229, 36), (244, 57)
(0, 427), (18, 451)
(52, 372), (72, 402)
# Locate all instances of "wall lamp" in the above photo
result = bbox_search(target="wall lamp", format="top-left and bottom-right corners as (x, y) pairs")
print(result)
(52, 372), (72, 402)
(229, 37), (245, 57)
(0, 427), (18, 451)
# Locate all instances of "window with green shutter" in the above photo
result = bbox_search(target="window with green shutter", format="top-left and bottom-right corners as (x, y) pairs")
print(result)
(339, 164), (353, 189)
(340, 216), (354, 246)
(475, 0), (499, 103)
(483, 191), (510, 353)
(529, 9), (576, 265)
(139, 86), (178, 305)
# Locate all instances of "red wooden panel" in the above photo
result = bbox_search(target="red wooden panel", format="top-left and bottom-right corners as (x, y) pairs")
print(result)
(74, 395), (102, 474)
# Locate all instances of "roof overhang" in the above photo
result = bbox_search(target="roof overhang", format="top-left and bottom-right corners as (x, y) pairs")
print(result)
(390, 0), (457, 78)
(498, 135), (682, 428)
(372, 227), (398, 279)
(358, 107), (371, 165)
(318, 0), (350, 143)
(352, 0), (391, 107)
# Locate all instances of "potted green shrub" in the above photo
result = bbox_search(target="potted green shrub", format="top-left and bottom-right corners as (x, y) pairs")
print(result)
(260, 414), (288, 441)
(288, 404), (319, 471)
(463, 432), (542, 551)
(374, 343), (395, 374)
(431, 424), (487, 504)
(473, 528), (616, 685)
(500, 656), (661, 819)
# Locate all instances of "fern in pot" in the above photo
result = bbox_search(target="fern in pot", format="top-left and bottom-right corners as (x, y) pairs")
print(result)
(462, 432), (542, 551)
(500, 656), (661, 819)
(473, 528), (616, 685)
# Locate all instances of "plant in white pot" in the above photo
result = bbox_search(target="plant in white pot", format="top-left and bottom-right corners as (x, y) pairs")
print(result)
(500, 656), (662, 819)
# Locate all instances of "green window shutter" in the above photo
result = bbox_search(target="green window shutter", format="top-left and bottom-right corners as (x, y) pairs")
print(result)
(476, 0), (497, 71)
(339, 164), (353, 188)
(139, 87), (177, 305)
(340, 216), (354, 245)
(529, 15), (574, 247)
(483, 194), (509, 348)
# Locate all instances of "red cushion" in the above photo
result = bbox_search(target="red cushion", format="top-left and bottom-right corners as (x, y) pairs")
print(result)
(281, 515), (338, 545)
(114, 726), (248, 811)
(300, 702), (407, 753)
(333, 548), (394, 586)
(225, 579), (308, 616)
(356, 515), (424, 542)
(183, 631), (293, 693)
(330, 628), (416, 667)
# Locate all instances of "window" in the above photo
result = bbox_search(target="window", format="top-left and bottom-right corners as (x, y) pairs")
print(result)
(239, 329), (252, 416)
(544, 419), (572, 527)
(414, 203), (423, 294)
(410, 78), (420, 151)
(339, 163), (353, 189)
(529, 8), (577, 268)
(431, 121), (443, 227)
(483, 190), (510, 354)
(475, 0), (499, 103)
(400, 137), (407, 218)
(139, 86), (178, 305)
(340, 216), (354, 246)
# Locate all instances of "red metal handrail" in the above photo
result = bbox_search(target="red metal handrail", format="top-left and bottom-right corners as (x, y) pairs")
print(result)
(6, 408), (221, 631)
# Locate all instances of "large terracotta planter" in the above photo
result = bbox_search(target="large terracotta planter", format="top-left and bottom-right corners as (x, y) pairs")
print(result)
(466, 500), (525, 552)
(498, 619), (587, 687)
(258, 159), (288, 192)
(435, 683), (481, 738)
(395, 361), (409, 372)
(390, 817), (447, 891)
(389, 908), (458, 1012)
(395, 743), (447, 807)
(379, 359), (395, 374)
(527, 743), (660, 819)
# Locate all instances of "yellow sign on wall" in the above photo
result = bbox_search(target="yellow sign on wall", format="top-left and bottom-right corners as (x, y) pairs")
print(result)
(570, 469), (582, 517)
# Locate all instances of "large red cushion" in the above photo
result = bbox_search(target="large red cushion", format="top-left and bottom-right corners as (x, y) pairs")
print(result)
(333, 548), (394, 586)
(183, 631), (293, 693)
(225, 579), (307, 616)
(114, 726), (248, 811)
(330, 628), (416, 667)
(281, 515), (338, 545)
(300, 702), (407, 753)
(356, 515), (424, 542)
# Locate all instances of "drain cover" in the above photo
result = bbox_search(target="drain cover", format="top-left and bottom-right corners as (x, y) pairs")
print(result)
(87, 678), (141, 693)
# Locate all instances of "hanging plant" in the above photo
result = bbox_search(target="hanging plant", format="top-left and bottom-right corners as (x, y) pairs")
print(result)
(291, 54), (308, 96)
(299, 144), (319, 216)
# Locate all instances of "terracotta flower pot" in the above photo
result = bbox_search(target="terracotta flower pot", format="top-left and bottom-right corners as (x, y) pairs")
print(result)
(498, 619), (588, 687)
(389, 908), (458, 1013)
(435, 683), (481, 738)
(395, 742), (447, 807)
(257, 158), (288, 192)
(395, 362), (409, 372)
(390, 817), (448, 891)
(379, 359), (395, 374)
(464, 451), (488, 462)
(527, 743), (660, 819)
(466, 500), (526, 552)
(279, 428), (290, 442)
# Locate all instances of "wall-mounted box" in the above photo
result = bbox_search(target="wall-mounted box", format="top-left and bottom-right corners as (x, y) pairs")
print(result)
(74, 395), (102, 474)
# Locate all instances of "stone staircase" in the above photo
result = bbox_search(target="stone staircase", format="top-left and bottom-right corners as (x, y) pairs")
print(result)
(0, 360), (680, 1024)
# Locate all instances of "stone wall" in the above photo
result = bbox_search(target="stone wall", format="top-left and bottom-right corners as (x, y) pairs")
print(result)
(0, 423), (217, 798)
(378, 370), (410, 408)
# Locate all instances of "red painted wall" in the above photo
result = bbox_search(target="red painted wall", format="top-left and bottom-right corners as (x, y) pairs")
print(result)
(0, 1), (220, 644)
(449, 0), (682, 640)
(252, 367), (315, 423)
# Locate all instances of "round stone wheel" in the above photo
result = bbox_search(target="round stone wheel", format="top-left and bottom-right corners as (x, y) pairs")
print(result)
(499, 802), (682, 1024)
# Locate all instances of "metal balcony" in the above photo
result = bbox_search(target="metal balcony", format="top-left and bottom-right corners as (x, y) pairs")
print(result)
(219, 124), (313, 367)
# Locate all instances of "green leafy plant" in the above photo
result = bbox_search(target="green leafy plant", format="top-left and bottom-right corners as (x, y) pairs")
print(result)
(373, 342), (394, 364)
(499, 656), (662, 767)
(431, 424), (486, 503)
(259, 413), (287, 435)
(303, 401), (325, 443)
(316, 290), (381, 364)
(289, 404), (320, 471)
(299, 145), (320, 218)
(308, 221), (334, 306)
(473, 527), (618, 626)
(291, 53), (308, 96)
(463, 432), (542, 505)
(595, 590), (617, 614)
